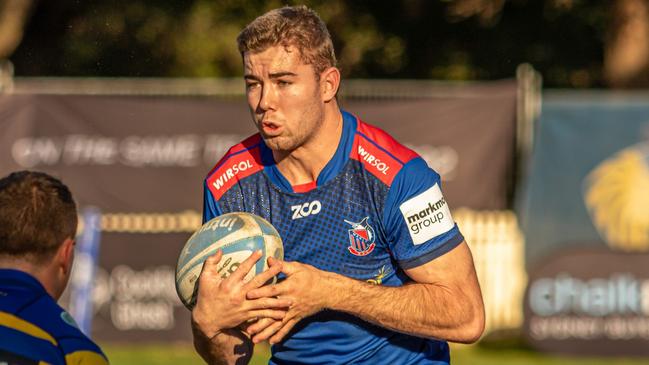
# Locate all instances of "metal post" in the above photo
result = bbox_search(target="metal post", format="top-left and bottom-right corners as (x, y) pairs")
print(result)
(68, 207), (102, 336)
(0, 60), (15, 93)
(515, 63), (543, 186)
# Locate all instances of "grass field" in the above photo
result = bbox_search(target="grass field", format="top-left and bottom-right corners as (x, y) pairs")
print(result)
(101, 341), (649, 365)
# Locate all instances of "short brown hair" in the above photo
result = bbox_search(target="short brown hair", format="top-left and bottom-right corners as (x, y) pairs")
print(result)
(0, 171), (77, 262)
(237, 5), (337, 76)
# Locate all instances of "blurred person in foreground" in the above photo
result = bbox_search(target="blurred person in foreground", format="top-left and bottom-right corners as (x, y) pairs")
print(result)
(0, 171), (108, 365)
(192, 5), (485, 365)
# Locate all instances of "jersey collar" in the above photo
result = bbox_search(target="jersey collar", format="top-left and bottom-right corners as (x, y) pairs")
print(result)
(0, 269), (48, 295)
(260, 110), (357, 193)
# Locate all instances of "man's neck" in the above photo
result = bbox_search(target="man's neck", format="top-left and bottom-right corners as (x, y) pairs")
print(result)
(272, 106), (343, 186)
(0, 258), (59, 299)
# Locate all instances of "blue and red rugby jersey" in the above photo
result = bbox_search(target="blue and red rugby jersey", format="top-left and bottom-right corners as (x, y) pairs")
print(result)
(0, 269), (108, 365)
(203, 110), (464, 365)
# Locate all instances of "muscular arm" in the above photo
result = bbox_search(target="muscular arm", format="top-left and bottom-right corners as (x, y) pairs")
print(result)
(248, 241), (485, 344)
(192, 323), (252, 365)
(328, 241), (484, 342)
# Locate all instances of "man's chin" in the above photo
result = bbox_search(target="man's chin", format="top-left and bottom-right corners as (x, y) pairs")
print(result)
(262, 137), (295, 153)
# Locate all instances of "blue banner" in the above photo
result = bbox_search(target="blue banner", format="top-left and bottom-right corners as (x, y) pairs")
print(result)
(69, 207), (102, 335)
(519, 92), (649, 267)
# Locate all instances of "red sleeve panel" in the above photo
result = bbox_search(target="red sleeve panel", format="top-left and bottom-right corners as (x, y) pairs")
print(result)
(350, 119), (419, 186)
(206, 134), (264, 200)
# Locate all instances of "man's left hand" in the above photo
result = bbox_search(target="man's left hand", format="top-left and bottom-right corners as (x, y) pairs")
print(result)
(246, 257), (336, 344)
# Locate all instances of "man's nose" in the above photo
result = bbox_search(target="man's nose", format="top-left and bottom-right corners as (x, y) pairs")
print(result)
(258, 85), (276, 111)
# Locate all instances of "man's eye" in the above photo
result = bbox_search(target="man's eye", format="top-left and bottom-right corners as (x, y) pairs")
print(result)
(277, 80), (291, 86)
(246, 82), (260, 89)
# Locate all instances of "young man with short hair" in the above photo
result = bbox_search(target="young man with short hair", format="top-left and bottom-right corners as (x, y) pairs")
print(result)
(0, 171), (108, 365)
(192, 5), (485, 364)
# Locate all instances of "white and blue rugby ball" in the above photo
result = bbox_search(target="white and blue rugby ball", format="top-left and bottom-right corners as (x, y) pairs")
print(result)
(175, 212), (284, 310)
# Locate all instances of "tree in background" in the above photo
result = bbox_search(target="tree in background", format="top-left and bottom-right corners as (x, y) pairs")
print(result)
(2, 0), (649, 88)
(436, 0), (649, 88)
(0, 0), (33, 60)
(604, 0), (649, 87)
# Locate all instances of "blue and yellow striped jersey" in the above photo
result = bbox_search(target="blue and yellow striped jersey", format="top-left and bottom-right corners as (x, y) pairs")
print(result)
(0, 269), (108, 365)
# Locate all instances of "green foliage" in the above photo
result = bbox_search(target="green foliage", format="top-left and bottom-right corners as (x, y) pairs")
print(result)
(10, 0), (614, 87)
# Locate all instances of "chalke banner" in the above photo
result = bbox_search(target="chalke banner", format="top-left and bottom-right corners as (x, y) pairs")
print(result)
(520, 92), (649, 356)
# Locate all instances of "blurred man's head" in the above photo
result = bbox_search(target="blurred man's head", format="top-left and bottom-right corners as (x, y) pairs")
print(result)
(237, 5), (337, 78)
(0, 171), (77, 299)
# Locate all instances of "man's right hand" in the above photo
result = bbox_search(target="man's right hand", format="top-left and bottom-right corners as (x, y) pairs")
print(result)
(191, 249), (292, 339)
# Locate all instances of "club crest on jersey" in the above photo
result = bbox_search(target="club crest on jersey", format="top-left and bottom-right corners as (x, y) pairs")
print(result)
(345, 217), (376, 256)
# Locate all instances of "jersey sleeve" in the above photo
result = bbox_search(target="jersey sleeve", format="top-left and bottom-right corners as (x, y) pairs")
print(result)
(61, 339), (109, 365)
(202, 180), (223, 223)
(383, 157), (464, 270)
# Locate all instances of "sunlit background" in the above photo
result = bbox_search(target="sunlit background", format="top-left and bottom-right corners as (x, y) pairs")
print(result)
(2, 1), (649, 364)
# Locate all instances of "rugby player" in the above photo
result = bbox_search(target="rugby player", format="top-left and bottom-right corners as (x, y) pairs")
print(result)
(0, 171), (108, 365)
(192, 5), (485, 364)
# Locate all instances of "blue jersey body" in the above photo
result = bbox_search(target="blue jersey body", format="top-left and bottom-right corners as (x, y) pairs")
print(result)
(204, 111), (463, 364)
(0, 269), (108, 365)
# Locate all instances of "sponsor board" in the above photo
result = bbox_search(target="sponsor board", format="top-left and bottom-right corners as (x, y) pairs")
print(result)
(521, 96), (649, 268)
(61, 233), (193, 342)
(0, 87), (516, 342)
(524, 246), (649, 356)
(11, 134), (242, 168)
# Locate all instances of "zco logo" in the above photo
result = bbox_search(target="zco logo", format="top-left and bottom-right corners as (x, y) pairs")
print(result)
(291, 200), (322, 220)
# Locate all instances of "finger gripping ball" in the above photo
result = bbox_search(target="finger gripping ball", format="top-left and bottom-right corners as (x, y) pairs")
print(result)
(175, 212), (284, 310)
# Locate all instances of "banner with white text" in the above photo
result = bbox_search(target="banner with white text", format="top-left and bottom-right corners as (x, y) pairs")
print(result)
(0, 83), (516, 342)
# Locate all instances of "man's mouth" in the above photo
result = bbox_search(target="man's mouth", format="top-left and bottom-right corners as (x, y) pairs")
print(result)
(261, 121), (281, 136)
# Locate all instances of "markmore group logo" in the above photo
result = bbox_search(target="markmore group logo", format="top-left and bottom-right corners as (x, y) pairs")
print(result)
(583, 142), (649, 251)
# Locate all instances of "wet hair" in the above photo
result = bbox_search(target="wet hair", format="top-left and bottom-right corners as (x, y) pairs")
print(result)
(0, 171), (77, 262)
(237, 5), (337, 76)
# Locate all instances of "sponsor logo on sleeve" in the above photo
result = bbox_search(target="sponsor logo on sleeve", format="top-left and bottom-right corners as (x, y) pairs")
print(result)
(350, 136), (401, 185)
(211, 159), (254, 190)
(399, 184), (455, 245)
(207, 148), (262, 199)
(357, 144), (391, 175)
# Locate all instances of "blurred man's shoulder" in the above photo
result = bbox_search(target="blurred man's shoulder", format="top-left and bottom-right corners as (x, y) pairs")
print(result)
(0, 269), (108, 365)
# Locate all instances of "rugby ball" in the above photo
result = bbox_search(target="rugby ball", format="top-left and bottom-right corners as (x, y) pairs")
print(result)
(175, 212), (284, 310)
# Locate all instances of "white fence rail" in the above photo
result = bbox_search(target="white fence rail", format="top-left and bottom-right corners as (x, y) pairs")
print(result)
(455, 208), (527, 333)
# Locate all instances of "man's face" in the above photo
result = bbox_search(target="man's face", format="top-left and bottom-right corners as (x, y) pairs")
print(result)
(243, 45), (325, 152)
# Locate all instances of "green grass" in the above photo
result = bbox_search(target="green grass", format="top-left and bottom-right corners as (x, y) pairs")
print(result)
(451, 343), (649, 365)
(101, 342), (271, 365)
(101, 342), (649, 365)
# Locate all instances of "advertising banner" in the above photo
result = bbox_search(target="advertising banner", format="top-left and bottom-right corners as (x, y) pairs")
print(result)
(520, 93), (649, 267)
(0, 82), (516, 341)
(524, 248), (649, 356)
(520, 92), (649, 355)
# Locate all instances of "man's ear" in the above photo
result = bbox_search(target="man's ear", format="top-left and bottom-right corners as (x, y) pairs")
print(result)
(320, 66), (341, 102)
(57, 237), (75, 275)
